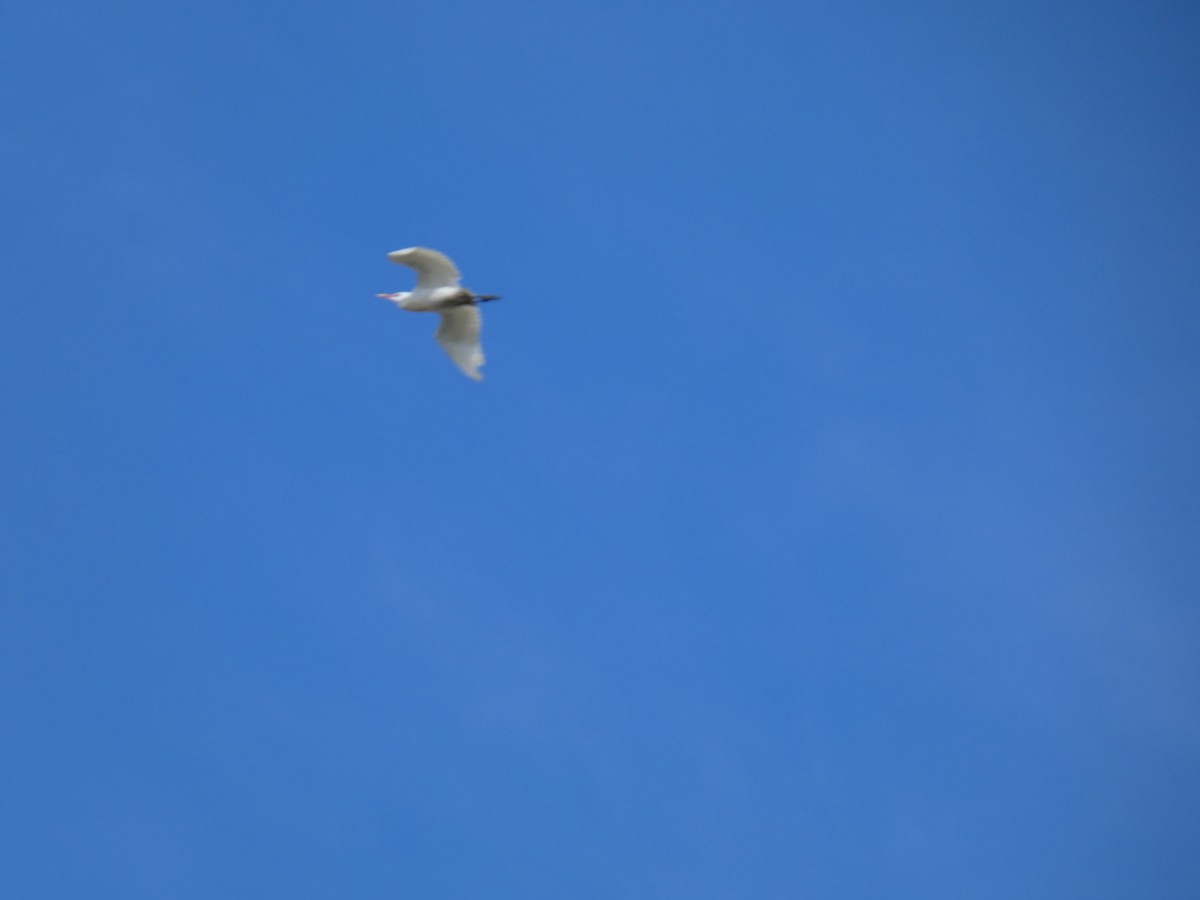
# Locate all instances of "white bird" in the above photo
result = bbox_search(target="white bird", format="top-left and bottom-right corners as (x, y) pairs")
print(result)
(377, 247), (499, 381)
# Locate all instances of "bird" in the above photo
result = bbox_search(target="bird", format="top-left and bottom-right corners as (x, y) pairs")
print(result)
(377, 247), (499, 381)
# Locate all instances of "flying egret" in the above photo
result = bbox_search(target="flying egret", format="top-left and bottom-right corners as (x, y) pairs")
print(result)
(377, 247), (499, 381)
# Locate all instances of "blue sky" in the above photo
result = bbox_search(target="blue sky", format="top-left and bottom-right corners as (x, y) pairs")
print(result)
(2, 2), (1198, 897)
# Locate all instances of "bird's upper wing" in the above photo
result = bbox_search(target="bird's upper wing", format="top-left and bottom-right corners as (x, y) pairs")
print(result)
(435, 306), (485, 381)
(388, 247), (462, 290)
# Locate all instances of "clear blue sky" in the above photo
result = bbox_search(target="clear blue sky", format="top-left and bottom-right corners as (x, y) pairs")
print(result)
(2, 2), (1198, 898)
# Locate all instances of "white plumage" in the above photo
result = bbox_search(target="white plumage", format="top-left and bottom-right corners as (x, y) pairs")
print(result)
(377, 247), (498, 381)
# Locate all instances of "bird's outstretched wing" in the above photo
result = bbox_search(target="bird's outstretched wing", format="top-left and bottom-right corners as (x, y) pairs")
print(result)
(435, 306), (485, 381)
(388, 247), (462, 290)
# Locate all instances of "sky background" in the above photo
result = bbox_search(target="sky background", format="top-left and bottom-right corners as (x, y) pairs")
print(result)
(2, 2), (1198, 898)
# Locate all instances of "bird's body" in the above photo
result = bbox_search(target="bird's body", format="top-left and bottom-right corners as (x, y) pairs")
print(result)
(377, 247), (498, 381)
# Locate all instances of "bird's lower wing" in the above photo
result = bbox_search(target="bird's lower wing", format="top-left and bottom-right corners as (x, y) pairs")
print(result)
(388, 247), (462, 290)
(435, 306), (485, 381)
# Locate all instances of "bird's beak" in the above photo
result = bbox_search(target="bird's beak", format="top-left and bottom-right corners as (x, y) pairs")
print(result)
(377, 293), (396, 299)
